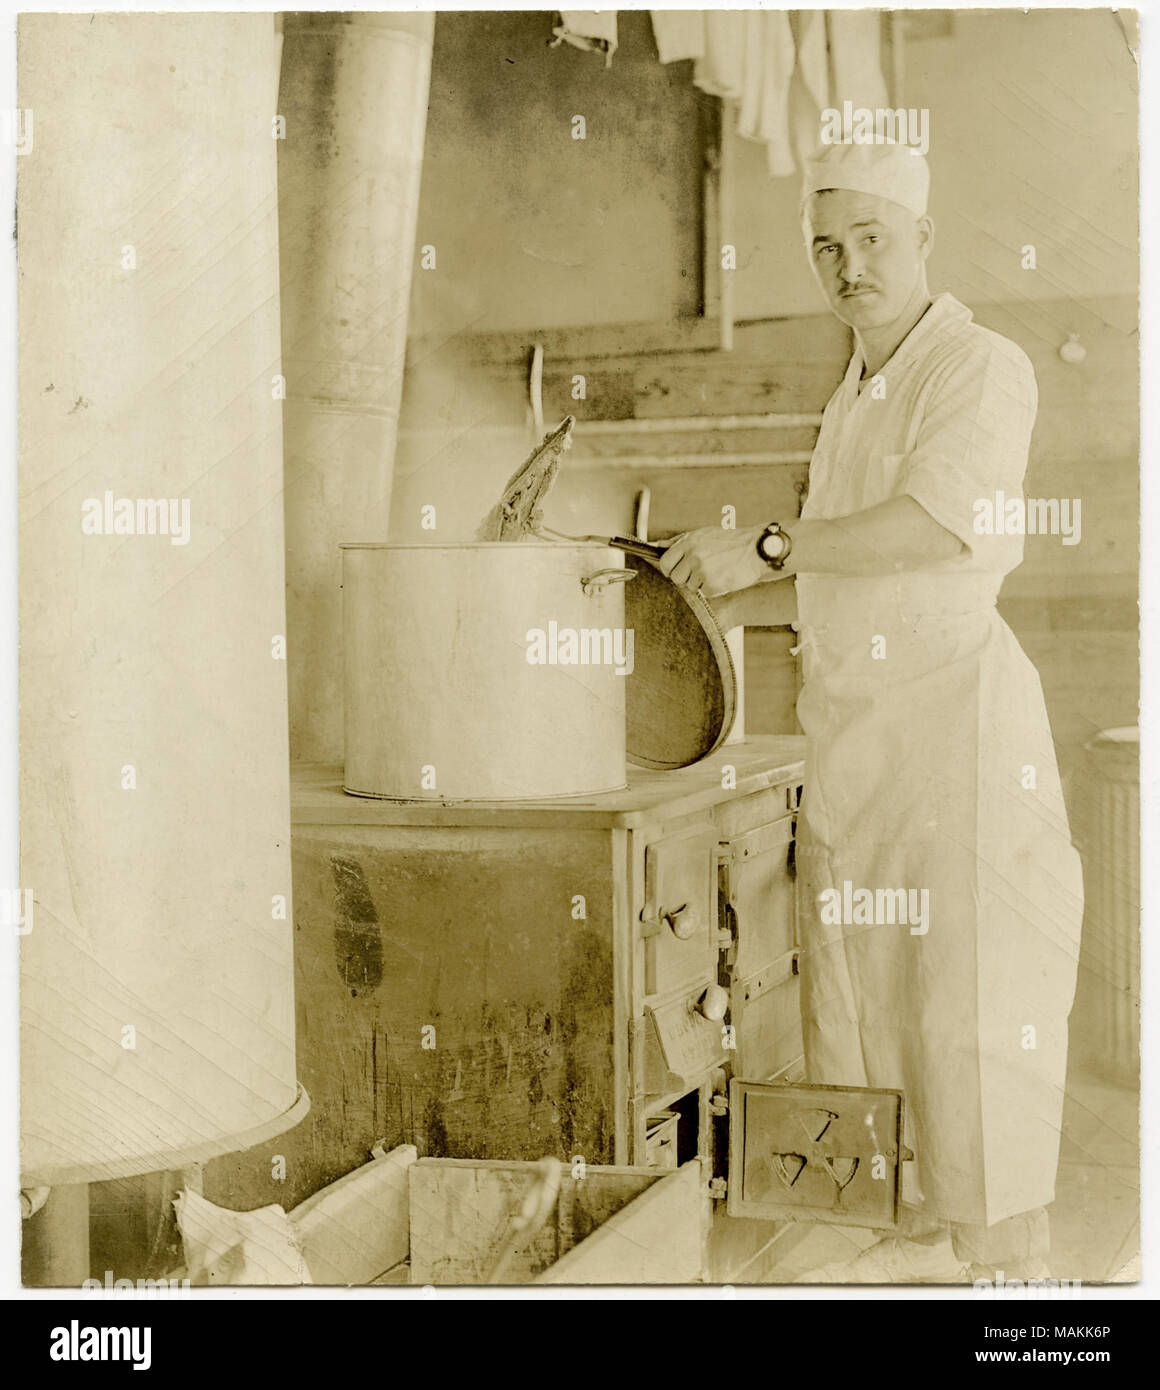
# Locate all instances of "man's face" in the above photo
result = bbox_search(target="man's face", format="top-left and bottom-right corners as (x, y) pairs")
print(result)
(803, 189), (931, 331)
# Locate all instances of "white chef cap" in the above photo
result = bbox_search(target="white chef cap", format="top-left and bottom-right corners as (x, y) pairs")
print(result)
(801, 141), (930, 219)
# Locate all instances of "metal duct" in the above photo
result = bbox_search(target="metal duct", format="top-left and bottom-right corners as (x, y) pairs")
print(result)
(278, 11), (436, 762)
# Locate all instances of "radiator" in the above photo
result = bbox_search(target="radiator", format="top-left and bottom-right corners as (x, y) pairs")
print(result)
(1071, 728), (1140, 1083)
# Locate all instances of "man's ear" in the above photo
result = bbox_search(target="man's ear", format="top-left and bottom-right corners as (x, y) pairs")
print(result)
(917, 215), (935, 261)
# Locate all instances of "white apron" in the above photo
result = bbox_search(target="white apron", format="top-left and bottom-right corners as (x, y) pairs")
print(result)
(795, 293), (1084, 1227)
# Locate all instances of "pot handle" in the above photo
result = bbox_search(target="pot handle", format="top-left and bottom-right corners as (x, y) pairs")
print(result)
(580, 567), (637, 596)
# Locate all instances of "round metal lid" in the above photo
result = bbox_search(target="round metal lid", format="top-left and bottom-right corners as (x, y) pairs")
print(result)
(621, 551), (737, 770)
(474, 416), (737, 770)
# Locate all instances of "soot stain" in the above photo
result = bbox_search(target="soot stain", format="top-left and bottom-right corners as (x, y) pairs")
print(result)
(559, 928), (613, 1158)
(331, 855), (384, 994)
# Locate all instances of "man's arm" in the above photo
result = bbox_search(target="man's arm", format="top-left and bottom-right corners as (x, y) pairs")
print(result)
(710, 577), (798, 631)
(661, 340), (1035, 597)
(781, 496), (964, 577)
(660, 497), (963, 597)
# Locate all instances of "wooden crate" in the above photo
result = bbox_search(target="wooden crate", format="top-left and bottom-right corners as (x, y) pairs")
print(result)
(408, 1157), (704, 1285)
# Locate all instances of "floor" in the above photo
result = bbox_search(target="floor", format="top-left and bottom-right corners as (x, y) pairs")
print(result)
(766, 1061), (1140, 1286)
(1050, 1066), (1139, 1283)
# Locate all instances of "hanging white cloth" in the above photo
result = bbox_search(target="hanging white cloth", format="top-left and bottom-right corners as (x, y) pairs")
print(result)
(647, 9), (889, 178)
(649, 10), (704, 64)
(691, 10), (746, 98)
(796, 9), (830, 113)
(737, 10), (798, 178)
(827, 9), (890, 114)
(551, 12), (892, 178)
(788, 10), (832, 169)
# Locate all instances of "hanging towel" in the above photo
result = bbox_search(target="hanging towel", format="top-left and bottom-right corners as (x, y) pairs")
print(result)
(827, 10), (890, 114)
(649, 11), (705, 64)
(692, 10), (747, 99)
(796, 9), (830, 113)
(645, 10), (891, 180)
(737, 10), (798, 178)
(552, 11), (618, 65)
(789, 9), (832, 167)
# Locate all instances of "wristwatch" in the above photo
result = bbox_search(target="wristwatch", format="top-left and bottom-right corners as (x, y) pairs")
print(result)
(756, 520), (792, 570)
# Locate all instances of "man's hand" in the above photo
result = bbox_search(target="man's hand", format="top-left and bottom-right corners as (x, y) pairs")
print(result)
(656, 525), (772, 596)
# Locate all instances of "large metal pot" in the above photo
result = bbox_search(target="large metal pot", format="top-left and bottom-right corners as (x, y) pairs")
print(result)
(342, 542), (633, 800)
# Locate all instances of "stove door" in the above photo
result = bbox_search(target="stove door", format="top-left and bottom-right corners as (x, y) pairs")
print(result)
(718, 815), (801, 1081)
(725, 1079), (904, 1228)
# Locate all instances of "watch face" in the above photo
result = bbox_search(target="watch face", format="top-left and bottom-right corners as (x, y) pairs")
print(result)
(760, 529), (779, 560)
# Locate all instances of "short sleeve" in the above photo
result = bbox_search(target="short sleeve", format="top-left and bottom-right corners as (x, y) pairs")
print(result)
(902, 340), (1038, 570)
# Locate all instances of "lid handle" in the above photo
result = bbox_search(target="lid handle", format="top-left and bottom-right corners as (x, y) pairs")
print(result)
(581, 568), (637, 596)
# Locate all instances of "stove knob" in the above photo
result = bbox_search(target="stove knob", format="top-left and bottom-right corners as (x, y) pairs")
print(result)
(696, 984), (729, 1021)
(664, 904), (698, 940)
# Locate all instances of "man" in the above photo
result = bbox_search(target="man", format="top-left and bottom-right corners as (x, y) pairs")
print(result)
(659, 141), (1083, 1282)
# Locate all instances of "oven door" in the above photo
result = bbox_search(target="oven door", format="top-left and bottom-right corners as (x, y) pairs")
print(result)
(725, 1078), (905, 1228)
(718, 815), (801, 1080)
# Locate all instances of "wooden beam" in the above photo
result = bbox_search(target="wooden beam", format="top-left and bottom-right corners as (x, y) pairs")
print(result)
(576, 412), (824, 433)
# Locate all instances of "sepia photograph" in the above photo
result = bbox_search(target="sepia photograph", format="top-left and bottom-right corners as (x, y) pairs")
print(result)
(8, 0), (1146, 1331)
